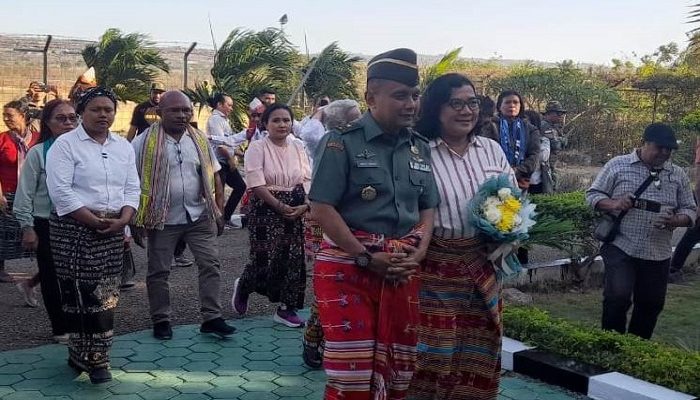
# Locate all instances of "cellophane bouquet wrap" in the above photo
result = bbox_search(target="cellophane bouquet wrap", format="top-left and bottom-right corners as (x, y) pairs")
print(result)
(467, 174), (536, 280)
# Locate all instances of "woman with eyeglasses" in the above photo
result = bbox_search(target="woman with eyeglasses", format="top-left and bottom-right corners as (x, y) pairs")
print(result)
(0, 101), (39, 283)
(409, 74), (516, 400)
(12, 100), (77, 339)
(45, 87), (140, 384)
(479, 90), (541, 192)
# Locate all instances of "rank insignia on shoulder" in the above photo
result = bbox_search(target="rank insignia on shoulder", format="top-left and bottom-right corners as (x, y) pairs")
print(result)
(326, 141), (345, 151)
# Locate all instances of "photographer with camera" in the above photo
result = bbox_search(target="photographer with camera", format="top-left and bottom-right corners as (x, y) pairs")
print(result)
(586, 123), (696, 339)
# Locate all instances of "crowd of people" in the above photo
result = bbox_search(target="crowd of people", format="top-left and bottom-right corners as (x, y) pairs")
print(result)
(0, 45), (695, 399)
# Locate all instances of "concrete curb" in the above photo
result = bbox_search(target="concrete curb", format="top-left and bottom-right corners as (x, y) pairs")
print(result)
(501, 336), (697, 400)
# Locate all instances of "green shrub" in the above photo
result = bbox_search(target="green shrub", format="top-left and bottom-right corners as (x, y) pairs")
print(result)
(530, 191), (596, 232)
(504, 306), (700, 396)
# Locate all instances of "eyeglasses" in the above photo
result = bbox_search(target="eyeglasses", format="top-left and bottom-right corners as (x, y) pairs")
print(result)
(447, 98), (481, 112)
(54, 114), (78, 123)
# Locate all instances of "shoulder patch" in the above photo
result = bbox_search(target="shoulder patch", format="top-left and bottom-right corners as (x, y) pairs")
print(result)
(326, 140), (345, 152)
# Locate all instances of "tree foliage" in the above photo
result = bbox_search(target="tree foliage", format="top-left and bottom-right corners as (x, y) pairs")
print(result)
(82, 28), (170, 103)
(208, 28), (300, 130)
(302, 42), (361, 102)
(420, 48), (462, 91)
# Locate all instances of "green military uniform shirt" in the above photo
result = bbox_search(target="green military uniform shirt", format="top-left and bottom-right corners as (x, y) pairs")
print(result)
(309, 112), (439, 238)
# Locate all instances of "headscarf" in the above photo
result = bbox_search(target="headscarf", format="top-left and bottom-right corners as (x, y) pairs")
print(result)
(75, 86), (118, 114)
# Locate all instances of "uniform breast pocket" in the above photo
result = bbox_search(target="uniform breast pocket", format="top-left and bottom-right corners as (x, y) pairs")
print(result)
(409, 170), (429, 194)
(350, 163), (383, 185)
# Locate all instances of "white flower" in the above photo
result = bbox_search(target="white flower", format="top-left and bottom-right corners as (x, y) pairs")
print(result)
(497, 188), (512, 201)
(483, 196), (501, 210)
(484, 206), (502, 225)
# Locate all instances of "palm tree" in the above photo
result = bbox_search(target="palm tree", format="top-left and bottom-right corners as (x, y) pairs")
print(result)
(82, 28), (170, 103)
(208, 28), (299, 130)
(299, 42), (362, 103)
(420, 48), (462, 91)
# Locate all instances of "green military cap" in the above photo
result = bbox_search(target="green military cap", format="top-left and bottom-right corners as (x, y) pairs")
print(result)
(150, 82), (166, 92)
(544, 100), (566, 114)
(367, 48), (419, 87)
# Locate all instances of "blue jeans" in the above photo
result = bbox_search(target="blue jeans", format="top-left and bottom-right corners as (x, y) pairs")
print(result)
(600, 244), (670, 339)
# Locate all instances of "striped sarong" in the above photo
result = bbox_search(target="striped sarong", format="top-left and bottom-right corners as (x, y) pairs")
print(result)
(0, 193), (31, 261)
(408, 237), (502, 400)
(50, 213), (124, 371)
(314, 226), (424, 400)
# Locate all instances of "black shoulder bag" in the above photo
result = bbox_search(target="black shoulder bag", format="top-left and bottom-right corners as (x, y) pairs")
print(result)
(593, 172), (657, 243)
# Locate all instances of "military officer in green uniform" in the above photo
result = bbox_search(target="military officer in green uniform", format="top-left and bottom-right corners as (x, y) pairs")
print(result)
(541, 100), (567, 153)
(309, 48), (439, 400)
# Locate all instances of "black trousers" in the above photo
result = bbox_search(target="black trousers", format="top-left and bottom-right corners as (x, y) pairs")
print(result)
(220, 162), (247, 221)
(671, 222), (700, 270)
(600, 244), (670, 339)
(34, 218), (67, 336)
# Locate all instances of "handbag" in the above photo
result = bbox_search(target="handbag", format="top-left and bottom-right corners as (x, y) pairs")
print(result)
(593, 172), (657, 243)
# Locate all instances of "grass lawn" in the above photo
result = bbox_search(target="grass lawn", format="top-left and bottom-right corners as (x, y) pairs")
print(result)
(528, 273), (700, 350)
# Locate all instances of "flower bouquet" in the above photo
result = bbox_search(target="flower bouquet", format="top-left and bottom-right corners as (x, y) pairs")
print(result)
(467, 174), (536, 280)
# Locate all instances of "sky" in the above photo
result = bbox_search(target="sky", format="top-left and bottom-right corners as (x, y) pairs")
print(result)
(1, 0), (694, 65)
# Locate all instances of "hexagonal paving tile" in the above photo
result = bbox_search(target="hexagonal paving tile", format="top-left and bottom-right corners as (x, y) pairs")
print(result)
(243, 341), (277, 352)
(188, 343), (222, 353)
(182, 361), (218, 372)
(3, 390), (46, 400)
(177, 371), (216, 382)
(122, 361), (159, 372)
(40, 383), (83, 396)
(109, 357), (130, 368)
(117, 372), (156, 382)
(243, 360), (279, 372)
(242, 370), (279, 382)
(273, 355), (304, 366)
(0, 364), (33, 375)
(108, 381), (150, 395)
(206, 385), (247, 399)
(243, 351), (278, 361)
(159, 348), (192, 357)
(170, 394), (212, 400)
(185, 352), (219, 362)
(5, 353), (42, 364)
(209, 375), (248, 387)
(241, 379), (279, 392)
(128, 351), (162, 362)
(11, 377), (55, 390)
(272, 364), (310, 376)
(273, 375), (312, 387)
(174, 381), (214, 394)
(132, 343), (163, 353)
(71, 386), (119, 400)
(0, 374), (24, 386)
(138, 387), (181, 400)
(239, 392), (280, 400)
(273, 346), (302, 356)
(155, 356), (190, 368)
(145, 376), (185, 388)
(216, 347), (249, 358)
(111, 340), (140, 350)
(273, 384), (313, 397)
(162, 339), (195, 348)
(270, 328), (302, 339)
(110, 348), (135, 358)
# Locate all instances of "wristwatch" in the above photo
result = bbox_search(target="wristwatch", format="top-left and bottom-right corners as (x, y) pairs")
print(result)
(355, 251), (373, 269)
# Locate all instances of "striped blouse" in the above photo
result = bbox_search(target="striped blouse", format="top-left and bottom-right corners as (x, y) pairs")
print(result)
(430, 136), (517, 239)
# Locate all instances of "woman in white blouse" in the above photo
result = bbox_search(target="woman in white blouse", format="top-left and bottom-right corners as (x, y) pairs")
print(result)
(409, 74), (516, 400)
(231, 103), (311, 328)
(45, 87), (140, 384)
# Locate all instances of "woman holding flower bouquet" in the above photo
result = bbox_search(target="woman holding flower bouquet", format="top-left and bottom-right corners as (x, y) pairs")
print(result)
(409, 73), (517, 400)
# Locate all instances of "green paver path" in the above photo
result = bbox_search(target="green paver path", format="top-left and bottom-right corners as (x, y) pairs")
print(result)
(0, 312), (582, 399)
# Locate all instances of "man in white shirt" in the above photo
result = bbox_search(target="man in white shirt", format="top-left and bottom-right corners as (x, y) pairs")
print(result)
(206, 94), (247, 223)
(132, 91), (235, 340)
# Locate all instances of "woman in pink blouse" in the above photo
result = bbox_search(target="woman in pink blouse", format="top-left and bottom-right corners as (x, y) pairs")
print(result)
(232, 103), (311, 327)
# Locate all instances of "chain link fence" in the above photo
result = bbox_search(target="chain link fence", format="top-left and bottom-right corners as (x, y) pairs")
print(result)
(0, 34), (217, 134)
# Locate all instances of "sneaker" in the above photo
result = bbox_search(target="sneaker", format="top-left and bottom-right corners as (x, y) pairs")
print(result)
(17, 280), (39, 307)
(200, 317), (236, 338)
(273, 307), (305, 328)
(231, 278), (249, 315)
(53, 334), (69, 345)
(172, 255), (194, 268)
(119, 281), (136, 290)
(0, 270), (14, 283)
(153, 321), (173, 340)
(89, 367), (112, 384)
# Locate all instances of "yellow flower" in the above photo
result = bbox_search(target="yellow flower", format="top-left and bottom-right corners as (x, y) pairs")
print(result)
(502, 198), (522, 213)
(496, 205), (517, 232)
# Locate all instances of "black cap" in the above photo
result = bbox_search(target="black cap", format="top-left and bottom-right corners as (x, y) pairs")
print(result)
(643, 123), (678, 149)
(367, 48), (419, 87)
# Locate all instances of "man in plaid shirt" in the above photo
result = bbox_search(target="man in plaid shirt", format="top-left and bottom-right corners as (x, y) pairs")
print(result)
(586, 123), (696, 339)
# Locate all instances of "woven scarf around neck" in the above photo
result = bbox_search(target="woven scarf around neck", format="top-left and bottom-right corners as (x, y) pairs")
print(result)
(499, 117), (527, 166)
(134, 122), (220, 230)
